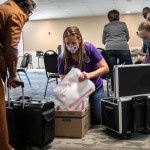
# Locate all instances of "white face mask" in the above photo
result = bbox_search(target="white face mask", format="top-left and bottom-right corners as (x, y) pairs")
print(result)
(66, 44), (79, 53)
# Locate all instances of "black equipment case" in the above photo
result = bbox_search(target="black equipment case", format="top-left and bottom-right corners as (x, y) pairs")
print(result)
(6, 82), (55, 148)
(101, 64), (150, 136)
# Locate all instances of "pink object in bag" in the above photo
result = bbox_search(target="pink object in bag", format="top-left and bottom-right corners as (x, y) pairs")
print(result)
(53, 68), (95, 110)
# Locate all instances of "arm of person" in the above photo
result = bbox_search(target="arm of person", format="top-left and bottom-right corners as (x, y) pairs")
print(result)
(57, 54), (66, 81)
(7, 77), (21, 88)
(131, 49), (146, 56)
(4, 14), (26, 78)
(102, 28), (106, 45)
(78, 58), (109, 82)
(124, 23), (130, 42)
(139, 55), (146, 62)
(4, 13), (26, 87)
(59, 75), (66, 81)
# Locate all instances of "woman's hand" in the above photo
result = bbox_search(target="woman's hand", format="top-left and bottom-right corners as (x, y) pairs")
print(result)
(78, 71), (91, 82)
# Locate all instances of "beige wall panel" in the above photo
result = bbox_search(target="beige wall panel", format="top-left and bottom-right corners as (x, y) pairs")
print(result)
(23, 13), (144, 52)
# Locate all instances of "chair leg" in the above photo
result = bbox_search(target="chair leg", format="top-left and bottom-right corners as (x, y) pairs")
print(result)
(109, 80), (113, 96)
(56, 78), (58, 84)
(106, 79), (110, 97)
(24, 72), (31, 86)
(29, 63), (33, 69)
(17, 72), (21, 81)
(44, 79), (49, 99)
(31, 64), (33, 69)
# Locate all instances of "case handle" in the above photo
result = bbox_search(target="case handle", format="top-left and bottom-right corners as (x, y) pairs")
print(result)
(12, 81), (24, 88)
(7, 81), (25, 108)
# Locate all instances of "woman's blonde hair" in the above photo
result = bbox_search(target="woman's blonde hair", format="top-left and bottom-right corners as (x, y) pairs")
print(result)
(138, 13), (150, 32)
(63, 26), (84, 73)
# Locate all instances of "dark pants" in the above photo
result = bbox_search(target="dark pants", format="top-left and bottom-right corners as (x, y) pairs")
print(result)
(89, 87), (104, 125)
(0, 75), (12, 150)
(106, 50), (133, 91)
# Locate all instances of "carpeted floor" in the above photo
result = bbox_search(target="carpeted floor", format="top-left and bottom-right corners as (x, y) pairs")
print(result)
(6, 69), (150, 150)
(32, 126), (150, 150)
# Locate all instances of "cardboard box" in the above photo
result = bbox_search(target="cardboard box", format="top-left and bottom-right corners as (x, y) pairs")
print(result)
(55, 105), (91, 138)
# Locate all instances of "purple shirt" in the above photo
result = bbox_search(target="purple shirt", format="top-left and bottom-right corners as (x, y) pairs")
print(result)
(145, 51), (150, 63)
(58, 42), (104, 90)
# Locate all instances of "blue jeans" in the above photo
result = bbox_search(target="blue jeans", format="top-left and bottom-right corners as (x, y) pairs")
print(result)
(89, 87), (104, 125)
(106, 50), (133, 91)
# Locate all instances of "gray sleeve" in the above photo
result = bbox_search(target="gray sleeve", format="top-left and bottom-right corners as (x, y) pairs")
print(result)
(102, 27), (106, 45)
(123, 22), (130, 42)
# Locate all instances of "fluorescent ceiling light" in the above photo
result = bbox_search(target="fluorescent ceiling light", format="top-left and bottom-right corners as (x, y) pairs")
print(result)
(126, 11), (131, 14)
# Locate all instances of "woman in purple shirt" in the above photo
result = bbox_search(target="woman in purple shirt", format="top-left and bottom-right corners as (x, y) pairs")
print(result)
(58, 26), (109, 125)
(138, 14), (150, 63)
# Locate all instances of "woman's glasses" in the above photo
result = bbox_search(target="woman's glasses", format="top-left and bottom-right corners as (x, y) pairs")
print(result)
(28, 9), (33, 17)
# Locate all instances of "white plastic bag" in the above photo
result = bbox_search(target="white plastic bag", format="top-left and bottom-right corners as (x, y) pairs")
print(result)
(53, 68), (95, 110)
(75, 97), (89, 111)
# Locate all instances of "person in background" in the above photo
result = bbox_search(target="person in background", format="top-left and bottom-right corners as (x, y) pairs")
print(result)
(58, 26), (109, 125)
(140, 7), (150, 61)
(0, 0), (36, 149)
(142, 7), (150, 19)
(57, 44), (62, 55)
(138, 14), (150, 63)
(132, 7), (150, 63)
(102, 9), (132, 91)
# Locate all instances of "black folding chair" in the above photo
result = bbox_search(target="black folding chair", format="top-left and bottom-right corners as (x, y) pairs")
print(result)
(43, 50), (60, 98)
(28, 53), (33, 69)
(17, 53), (31, 86)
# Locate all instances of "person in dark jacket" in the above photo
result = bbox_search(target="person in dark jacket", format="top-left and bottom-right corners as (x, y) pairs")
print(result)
(0, 0), (36, 149)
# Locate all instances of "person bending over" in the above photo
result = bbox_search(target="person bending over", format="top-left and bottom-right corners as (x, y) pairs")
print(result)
(0, 0), (36, 149)
(58, 26), (109, 125)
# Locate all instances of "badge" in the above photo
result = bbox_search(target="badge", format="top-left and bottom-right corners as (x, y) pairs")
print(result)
(84, 55), (90, 63)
